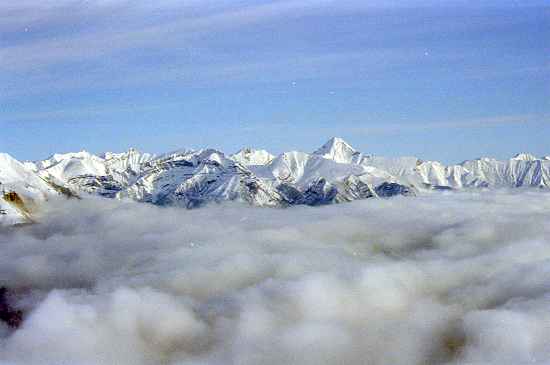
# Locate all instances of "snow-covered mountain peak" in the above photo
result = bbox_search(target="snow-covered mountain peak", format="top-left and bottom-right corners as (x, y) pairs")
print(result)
(195, 149), (229, 166)
(2, 142), (550, 220)
(101, 148), (155, 178)
(472, 157), (498, 163)
(102, 147), (140, 159)
(315, 137), (355, 153)
(149, 148), (233, 168)
(154, 148), (195, 162)
(313, 137), (363, 164)
(0, 152), (16, 164)
(35, 150), (104, 171)
(0, 152), (55, 201)
(35, 151), (107, 183)
(231, 148), (274, 166)
(1, 153), (42, 184)
(49, 150), (95, 162)
(512, 153), (538, 161)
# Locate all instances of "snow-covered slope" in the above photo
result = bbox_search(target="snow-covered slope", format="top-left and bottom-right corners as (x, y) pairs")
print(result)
(21, 141), (414, 209)
(102, 148), (155, 181)
(35, 151), (107, 183)
(259, 151), (372, 188)
(122, 148), (285, 208)
(0, 153), (55, 201)
(313, 137), (367, 164)
(360, 152), (550, 191)
(33, 148), (155, 197)
(230, 148), (274, 166)
(0, 153), (61, 225)
(460, 157), (550, 188)
(2, 138), (549, 214)
(0, 198), (28, 225)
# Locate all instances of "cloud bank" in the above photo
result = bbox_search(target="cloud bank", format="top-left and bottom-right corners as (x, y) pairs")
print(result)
(1, 190), (550, 364)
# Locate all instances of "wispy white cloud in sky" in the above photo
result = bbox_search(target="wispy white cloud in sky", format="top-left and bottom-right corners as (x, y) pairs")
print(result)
(1, 1), (548, 161)
(2, 0), (543, 72)
(1, 1), (337, 71)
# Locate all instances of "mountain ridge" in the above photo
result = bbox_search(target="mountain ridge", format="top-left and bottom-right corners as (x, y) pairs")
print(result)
(2, 138), (549, 224)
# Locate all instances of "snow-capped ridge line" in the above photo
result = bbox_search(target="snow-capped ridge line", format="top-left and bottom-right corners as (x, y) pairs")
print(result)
(313, 137), (367, 164)
(1, 141), (549, 220)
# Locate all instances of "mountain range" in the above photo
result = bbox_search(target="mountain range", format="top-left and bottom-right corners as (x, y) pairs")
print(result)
(2, 137), (549, 225)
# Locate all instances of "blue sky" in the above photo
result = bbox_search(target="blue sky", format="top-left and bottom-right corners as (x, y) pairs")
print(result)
(1, 0), (549, 163)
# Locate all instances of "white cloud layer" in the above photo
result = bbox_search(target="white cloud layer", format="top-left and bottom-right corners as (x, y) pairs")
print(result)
(1, 190), (550, 364)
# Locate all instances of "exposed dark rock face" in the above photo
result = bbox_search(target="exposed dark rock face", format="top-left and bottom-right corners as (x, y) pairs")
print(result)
(43, 178), (80, 199)
(341, 175), (376, 200)
(298, 178), (339, 206)
(422, 183), (454, 191)
(276, 183), (303, 205)
(375, 182), (416, 197)
(432, 185), (454, 191)
(3, 191), (30, 215)
(0, 287), (23, 329)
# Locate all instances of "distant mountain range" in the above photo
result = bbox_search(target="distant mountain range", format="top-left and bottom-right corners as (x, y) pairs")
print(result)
(2, 137), (549, 224)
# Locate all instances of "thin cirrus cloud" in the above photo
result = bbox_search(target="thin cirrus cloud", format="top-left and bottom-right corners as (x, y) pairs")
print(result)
(1, 47), (461, 100)
(0, 0), (338, 71)
(3, 2), (537, 101)
(1, 0), (540, 73)
(1, 0), (548, 162)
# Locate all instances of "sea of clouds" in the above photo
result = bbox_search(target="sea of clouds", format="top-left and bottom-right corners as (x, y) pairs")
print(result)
(1, 190), (550, 365)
